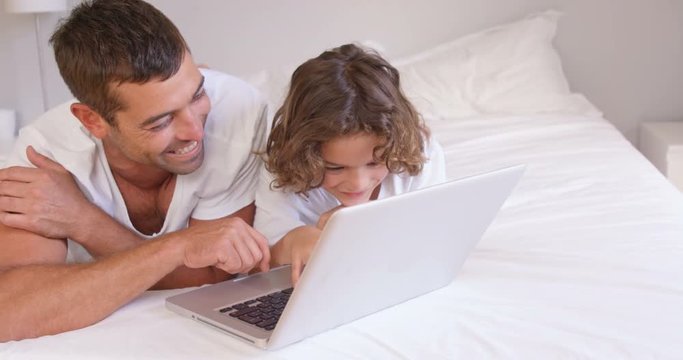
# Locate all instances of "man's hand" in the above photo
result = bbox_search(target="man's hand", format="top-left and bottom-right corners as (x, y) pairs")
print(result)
(180, 216), (271, 274)
(0, 146), (91, 239)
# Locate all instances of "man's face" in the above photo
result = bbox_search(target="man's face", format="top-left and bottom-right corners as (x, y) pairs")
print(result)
(104, 53), (210, 175)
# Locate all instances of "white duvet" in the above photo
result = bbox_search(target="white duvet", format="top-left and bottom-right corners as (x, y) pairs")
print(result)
(2, 114), (682, 359)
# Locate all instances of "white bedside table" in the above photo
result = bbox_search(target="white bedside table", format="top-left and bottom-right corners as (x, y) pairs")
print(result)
(640, 121), (683, 191)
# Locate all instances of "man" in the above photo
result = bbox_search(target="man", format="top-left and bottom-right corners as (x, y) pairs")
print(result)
(0, 0), (270, 341)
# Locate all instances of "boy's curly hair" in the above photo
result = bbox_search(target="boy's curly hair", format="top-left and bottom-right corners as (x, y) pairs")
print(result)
(265, 43), (429, 194)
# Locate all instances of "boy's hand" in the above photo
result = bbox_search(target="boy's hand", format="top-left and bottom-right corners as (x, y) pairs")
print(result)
(316, 205), (344, 230)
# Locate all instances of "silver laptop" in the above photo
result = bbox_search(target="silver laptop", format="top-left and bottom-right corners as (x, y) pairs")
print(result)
(166, 164), (525, 349)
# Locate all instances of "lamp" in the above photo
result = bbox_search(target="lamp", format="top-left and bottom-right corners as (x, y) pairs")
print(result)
(4, 0), (68, 112)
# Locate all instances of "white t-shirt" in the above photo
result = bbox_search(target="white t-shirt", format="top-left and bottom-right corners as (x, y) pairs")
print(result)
(6, 69), (268, 263)
(254, 137), (447, 245)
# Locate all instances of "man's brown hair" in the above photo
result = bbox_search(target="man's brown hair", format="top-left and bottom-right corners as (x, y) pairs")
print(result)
(50, 0), (189, 124)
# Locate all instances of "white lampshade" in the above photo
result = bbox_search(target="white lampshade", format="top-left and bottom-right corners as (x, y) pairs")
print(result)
(4, 0), (67, 13)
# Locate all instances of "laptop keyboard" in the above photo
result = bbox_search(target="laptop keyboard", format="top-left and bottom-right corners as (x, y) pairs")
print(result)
(218, 288), (293, 331)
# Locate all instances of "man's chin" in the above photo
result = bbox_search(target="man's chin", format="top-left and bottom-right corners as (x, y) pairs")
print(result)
(162, 152), (204, 174)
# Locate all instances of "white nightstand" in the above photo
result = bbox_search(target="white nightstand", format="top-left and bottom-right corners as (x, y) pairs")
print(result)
(0, 138), (14, 168)
(640, 121), (683, 191)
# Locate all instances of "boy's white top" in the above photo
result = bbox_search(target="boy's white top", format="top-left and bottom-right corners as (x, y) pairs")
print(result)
(254, 137), (447, 245)
(6, 69), (268, 263)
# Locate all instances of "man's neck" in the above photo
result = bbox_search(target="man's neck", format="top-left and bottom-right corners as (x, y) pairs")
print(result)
(103, 141), (174, 190)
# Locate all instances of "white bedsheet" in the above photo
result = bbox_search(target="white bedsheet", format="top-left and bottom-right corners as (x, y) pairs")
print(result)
(2, 115), (682, 359)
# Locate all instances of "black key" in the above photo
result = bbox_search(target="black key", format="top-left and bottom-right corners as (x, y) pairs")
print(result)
(232, 303), (247, 310)
(256, 318), (278, 328)
(218, 306), (232, 313)
(264, 298), (278, 305)
(282, 288), (293, 294)
(259, 312), (275, 320)
(239, 315), (261, 325)
(229, 306), (258, 317)
(265, 325), (276, 331)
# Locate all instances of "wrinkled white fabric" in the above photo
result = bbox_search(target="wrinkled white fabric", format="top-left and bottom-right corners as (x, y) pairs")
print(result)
(3, 115), (682, 359)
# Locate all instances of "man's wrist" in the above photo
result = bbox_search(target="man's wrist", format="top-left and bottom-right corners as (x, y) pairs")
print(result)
(66, 202), (101, 244)
(68, 203), (139, 253)
(154, 231), (188, 269)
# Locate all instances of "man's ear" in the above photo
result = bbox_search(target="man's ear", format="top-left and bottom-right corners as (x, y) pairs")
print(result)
(70, 103), (110, 139)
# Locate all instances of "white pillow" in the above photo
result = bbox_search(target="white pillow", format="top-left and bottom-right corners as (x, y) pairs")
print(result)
(394, 10), (601, 120)
(245, 11), (600, 122)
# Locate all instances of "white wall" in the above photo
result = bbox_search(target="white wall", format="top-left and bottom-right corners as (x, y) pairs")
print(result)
(1, 0), (682, 145)
(0, 6), (66, 129)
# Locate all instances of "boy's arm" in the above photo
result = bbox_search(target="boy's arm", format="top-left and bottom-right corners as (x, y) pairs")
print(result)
(270, 225), (321, 286)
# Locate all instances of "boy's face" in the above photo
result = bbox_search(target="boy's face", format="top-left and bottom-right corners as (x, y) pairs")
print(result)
(320, 133), (389, 206)
(103, 52), (210, 175)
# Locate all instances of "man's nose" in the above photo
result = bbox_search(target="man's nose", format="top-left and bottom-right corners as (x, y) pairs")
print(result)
(175, 108), (204, 141)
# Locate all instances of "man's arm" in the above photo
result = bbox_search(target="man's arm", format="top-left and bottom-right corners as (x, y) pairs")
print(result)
(0, 209), (269, 342)
(0, 147), (141, 256)
(76, 202), (267, 289)
(0, 150), (268, 289)
(0, 182), (267, 290)
(0, 222), (178, 341)
(151, 202), (268, 289)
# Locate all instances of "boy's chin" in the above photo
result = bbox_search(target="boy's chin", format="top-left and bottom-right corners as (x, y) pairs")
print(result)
(338, 197), (371, 207)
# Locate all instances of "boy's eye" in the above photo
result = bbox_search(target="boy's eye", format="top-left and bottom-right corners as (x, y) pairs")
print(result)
(325, 166), (344, 171)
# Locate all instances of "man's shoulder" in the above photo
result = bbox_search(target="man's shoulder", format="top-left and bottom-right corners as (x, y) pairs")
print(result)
(202, 69), (264, 108)
(15, 99), (95, 156)
(26, 100), (78, 131)
(201, 69), (268, 141)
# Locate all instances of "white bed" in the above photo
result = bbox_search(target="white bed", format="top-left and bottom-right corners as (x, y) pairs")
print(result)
(2, 11), (683, 360)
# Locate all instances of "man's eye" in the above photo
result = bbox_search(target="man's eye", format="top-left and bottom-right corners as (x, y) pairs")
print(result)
(149, 118), (172, 132)
(192, 88), (206, 102)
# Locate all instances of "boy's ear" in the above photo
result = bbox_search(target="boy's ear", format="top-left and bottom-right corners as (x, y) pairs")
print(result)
(70, 103), (110, 139)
